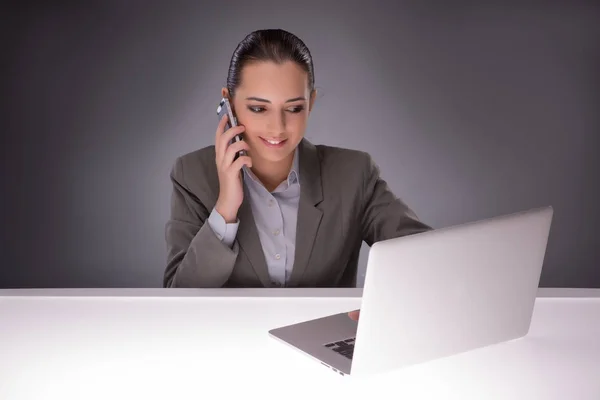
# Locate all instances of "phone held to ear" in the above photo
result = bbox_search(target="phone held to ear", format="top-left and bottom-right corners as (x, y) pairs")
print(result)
(217, 97), (246, 161)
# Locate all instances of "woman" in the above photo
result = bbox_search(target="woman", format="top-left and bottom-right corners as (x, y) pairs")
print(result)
(163, 29), (432, 297)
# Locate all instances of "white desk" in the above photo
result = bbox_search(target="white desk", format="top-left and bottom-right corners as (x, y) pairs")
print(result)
(1, 288), (599, 400)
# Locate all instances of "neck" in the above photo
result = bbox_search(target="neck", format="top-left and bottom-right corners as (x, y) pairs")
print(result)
(250, 152), (294, 192)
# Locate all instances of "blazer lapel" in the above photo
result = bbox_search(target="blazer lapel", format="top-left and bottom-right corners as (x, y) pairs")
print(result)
(236, 183), (272, 287)
(287, 139), (324, 287)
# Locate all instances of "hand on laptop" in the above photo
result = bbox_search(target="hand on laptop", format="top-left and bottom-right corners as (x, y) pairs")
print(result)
(348, 310), (360, 321)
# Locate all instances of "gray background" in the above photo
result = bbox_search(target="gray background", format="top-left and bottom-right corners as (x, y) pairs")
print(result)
(1, 1), (598, 289)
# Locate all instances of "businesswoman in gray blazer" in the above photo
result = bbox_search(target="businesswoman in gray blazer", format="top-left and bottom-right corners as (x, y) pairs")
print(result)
(164, 29), (432, 293)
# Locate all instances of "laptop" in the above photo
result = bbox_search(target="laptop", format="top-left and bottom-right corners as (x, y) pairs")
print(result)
(268, 206), (554, 377)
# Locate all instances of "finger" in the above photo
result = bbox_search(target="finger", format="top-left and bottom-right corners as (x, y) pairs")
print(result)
(217, 125), (246, 164)
(220, 125), (245, 148)
(228, 155), (252, 174)
(215, 114), (229, 158)
(222, 140), (250, 168)
(348, 310), (360, 321)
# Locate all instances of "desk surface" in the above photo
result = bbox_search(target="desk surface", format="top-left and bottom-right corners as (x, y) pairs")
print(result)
(1, 288), (599, 400)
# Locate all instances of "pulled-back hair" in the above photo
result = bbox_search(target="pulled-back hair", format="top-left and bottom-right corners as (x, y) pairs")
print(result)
(226, 29), (315, 97)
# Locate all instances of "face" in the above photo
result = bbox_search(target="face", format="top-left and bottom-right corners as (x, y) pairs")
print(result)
(222, 61), (316, 165)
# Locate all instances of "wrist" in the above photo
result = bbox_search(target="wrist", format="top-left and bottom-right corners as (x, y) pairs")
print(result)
(215, 201), (238, 223)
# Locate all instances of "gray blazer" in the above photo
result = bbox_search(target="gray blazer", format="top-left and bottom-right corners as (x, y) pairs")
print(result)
(164, 138), (432, 288)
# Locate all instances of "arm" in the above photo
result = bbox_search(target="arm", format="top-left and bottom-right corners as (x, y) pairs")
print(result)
(360, 154), (432, 246)
(163, 157), (240, 288)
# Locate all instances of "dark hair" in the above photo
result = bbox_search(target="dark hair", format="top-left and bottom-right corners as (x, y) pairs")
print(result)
(226, 29), (315, 98)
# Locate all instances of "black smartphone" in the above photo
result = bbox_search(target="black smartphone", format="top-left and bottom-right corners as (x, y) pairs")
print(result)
(217, 97), (246, 160)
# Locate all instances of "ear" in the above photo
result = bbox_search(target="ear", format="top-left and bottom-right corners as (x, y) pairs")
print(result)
(308, 89), (317, 112)
(221, 87), (229, 99)
(221, 87), (236, 112)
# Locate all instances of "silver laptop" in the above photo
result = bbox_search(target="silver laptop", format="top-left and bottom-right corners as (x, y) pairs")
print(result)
(268, 206), (554, 377)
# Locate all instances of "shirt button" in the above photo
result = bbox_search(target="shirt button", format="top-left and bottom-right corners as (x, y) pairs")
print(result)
(268, 199), (274, 207)
(275, 254), (281, 260)
(274, 229), (280, 236)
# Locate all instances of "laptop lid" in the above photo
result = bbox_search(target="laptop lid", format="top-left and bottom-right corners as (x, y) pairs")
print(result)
(350, 206), (553, 376)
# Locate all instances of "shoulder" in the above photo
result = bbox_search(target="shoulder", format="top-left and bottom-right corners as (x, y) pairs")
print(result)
(171, 146), (216, 180)
(170, 145), (219, 201)
(313, 143), (376, 181)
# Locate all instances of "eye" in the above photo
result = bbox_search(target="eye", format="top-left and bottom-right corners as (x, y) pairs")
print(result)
(248, 106), (265, 113)
(289, 106), (305, 113)
(247, 106), (305, 114)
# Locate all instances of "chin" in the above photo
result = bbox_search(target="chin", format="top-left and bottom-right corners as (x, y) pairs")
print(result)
(254, 149), (294, 163)
(250, 137), (300, 163)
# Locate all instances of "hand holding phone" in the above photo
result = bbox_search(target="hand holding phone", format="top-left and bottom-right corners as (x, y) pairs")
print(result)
(217, 98), (246, 161)
(213, 97), (252, 223)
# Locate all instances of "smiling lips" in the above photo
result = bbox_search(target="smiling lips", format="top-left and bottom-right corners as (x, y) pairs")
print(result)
(260, 137), (287, 148)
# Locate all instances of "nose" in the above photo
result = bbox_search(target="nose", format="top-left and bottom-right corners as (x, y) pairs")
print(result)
(268, 110), (286, 134)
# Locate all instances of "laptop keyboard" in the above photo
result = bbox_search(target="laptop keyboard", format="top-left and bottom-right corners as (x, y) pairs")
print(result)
(324, 337), (355, 359)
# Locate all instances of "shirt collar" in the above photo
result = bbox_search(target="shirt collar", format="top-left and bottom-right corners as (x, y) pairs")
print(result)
(287, 147), (300, 186)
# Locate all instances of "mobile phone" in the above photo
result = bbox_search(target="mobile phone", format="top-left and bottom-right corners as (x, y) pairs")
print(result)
(217, 97), (246, 160)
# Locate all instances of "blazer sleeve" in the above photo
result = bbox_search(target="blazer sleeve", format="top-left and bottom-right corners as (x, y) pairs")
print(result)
(360, 153), (432, 246)
(163, 157), (240, 288)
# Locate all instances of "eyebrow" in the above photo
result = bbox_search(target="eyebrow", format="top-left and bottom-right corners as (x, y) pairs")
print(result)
(245, 96), (306, 103)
